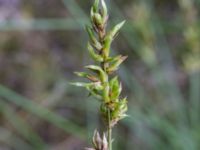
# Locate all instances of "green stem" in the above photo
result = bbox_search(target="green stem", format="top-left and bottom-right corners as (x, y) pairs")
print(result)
(108, 109), (112, 150)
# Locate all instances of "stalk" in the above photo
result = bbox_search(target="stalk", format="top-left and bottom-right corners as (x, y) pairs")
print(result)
(72, 0), (128, 150)
(108, 110), (112, 150)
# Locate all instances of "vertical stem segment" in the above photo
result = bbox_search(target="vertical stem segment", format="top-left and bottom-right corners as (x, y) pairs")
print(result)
(108, 109), (112, 150)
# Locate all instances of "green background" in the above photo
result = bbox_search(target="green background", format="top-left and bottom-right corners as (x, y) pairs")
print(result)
(0, 0), (200, 149)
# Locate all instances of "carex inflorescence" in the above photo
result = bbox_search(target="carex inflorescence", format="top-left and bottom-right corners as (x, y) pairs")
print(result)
(72, 0), (128, 149)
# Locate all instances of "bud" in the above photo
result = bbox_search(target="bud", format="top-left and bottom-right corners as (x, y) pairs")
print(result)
(110, 97), (128, 127)
(109, 76), (122, 100)
(93, 130), (102, 149)
(93, 13), (103, 26)
(90, 0), (99, 20)
(85, 130), (108, 150)
(90, 130), (108, 150)
(102, 133), (108, 150)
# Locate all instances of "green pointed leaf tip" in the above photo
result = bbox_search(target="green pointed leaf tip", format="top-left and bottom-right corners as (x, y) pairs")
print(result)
(70, 82), (90, 87)
(106, 55), (122, 63)
(111, 97), (128, 121)
(109, 77), (118, 91)
(120, 97), (128, 109)
(70, 81), (102, 88)
(85, 65), (103, 72)
(107, 55), (128, 72)
(93, 0), (100, 13)
(113, 83), (122, 100)
(102, 21), (126, 58)
(101, 0), (107, 18)
(86, 25), (95, 42)
(88, 43), (104, 62)
(86, 26), (102, 50)
(71, 81), (103, 99)
(114, 55), (128, 65)
(110, 20), (126, 38)
(74, 71), (99, 82)
(85, 65), (108, 82)
(87, 87), (102, 100)
(74, 72), (88, 77)
(103, 82), (110, 103)
(109, 77), (122, 100)
(119, 98), (128, 115)
(90, 7), (94, 20)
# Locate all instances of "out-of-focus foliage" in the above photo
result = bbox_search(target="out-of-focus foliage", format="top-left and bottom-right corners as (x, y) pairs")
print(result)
(0, 0), (199, 150)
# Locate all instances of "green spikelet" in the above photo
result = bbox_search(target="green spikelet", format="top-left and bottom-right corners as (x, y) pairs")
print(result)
(72, 0), (128, 149)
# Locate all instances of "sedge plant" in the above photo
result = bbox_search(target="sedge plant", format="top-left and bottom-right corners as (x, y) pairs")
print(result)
(71, 0), (128, 149)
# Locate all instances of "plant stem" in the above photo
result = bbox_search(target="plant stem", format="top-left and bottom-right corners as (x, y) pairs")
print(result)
(108, 109), (112, 150)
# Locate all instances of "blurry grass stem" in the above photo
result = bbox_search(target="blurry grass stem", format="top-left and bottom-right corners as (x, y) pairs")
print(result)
(0, 84), (86, 140)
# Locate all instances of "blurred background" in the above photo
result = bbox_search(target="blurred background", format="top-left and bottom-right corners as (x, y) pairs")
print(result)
(0, 0), (200, 149)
